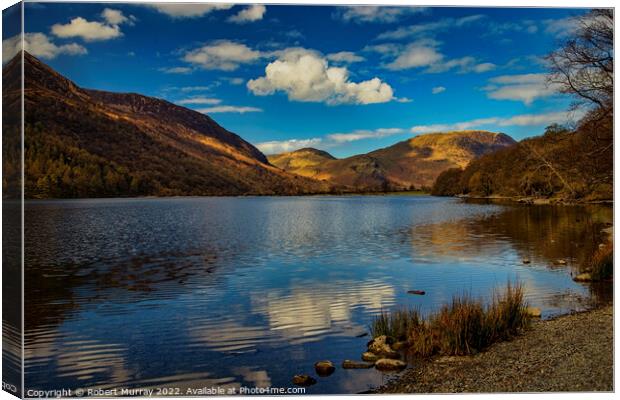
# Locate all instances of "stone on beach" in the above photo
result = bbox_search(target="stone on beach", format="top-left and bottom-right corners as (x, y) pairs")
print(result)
(375, 358), (407, 371)
(573, 273), (593, 282)
(314, 360), (335, 377)
(292, 374), (316, 386)
(367, 335), (400, 359)
(526, 307), (542, 318)
(342, 360), (374, 369)
(362, 352), (380, 362)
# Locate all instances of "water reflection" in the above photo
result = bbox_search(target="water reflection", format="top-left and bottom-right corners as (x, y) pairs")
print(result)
(23, 196), (612, 394)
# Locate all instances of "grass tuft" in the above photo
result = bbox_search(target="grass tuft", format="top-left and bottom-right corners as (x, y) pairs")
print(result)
(371, 282), (531, 357)
(588, 242), (613, 281)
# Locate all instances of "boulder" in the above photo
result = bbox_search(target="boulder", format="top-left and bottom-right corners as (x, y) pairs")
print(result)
(375, 358), (407, 371)
(292, 375), (316, 386)
(361, 352), (380, 362)
(522, 258), (531, 264)
(525, 307), (542, 318)
(573, 273), (593, 282)
(407, 290), (426, 295)
(555, 259), (568, 265)
(314, 360), (335, 377)
(367, 335), (399, 358)
(342, 360), (374, 369)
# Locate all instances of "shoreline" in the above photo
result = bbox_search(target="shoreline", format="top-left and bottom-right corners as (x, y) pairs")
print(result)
(375, 304), (613, 393)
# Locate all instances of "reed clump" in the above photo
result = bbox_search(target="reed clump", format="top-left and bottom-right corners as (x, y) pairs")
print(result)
(370, 282), (531, 357)
(588, 242), (613, 281)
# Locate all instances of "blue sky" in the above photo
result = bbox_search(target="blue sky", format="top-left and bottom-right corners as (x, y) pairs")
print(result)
(3, 3), (589, 157)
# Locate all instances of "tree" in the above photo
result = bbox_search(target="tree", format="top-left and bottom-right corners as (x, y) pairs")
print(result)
(546, 9), (613, 113)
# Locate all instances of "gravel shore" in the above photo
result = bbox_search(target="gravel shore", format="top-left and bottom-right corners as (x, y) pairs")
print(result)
(377, 305), (613, 393)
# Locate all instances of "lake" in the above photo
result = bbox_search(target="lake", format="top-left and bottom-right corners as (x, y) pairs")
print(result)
(21, 196), (611, 394)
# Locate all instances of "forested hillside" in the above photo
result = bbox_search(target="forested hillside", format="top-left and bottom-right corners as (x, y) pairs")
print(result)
(432, 10), (613, 201)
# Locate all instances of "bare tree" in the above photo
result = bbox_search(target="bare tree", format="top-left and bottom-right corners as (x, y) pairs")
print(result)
(546, 9), (613, 113)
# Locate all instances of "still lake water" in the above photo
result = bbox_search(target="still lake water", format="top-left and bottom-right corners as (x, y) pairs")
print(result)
(22, 196), (611, 394)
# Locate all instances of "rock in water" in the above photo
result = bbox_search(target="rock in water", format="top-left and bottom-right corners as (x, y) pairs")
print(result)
(375, 359), (407, 371)
(522, 258), (531, 264)
(367, 335), (399, 358)
(314, 361), (335, 377)
(526, 307), (542, 318)
(573, 273), (593, 282)
(407, 290), (426, 295)
(342, 360), (374, 369)
(292, 375), (317, 386)
(361, 352), (380, 362)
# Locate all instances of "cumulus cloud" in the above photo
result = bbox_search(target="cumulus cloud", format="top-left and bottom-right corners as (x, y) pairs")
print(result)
(197, 105), (262, 114)
(183, 40), (262, 71)
(176, 97), (222, 105)
(51, 17), (122, 41)
(3, 32), (87, 63)
(337, 6), (427, 23)
(385, 40), (495, 74)
(328, 128), (406, 143)
(101, 8), (134, 25)
(228, 4), (266, 23)
(386, 40), (443, 70)
(255, 126), (407, 153)
(145, 4), (233, 18)
(256, 138), (324, 154)
(247, 48), (394, 105)
(432, 86), (446, 94)
(483, 73), (560, 105)
(409, 110), (585, 133)
(326, 51), (366, 64)
(377, 15), (485, 40)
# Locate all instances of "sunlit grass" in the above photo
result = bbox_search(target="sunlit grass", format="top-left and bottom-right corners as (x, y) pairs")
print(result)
(371, 282), (531, 357)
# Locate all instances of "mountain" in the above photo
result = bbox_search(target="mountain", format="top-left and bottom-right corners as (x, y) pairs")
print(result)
(3, 52), (329, 198)
(267, 148), (336, 181)
(269, 131), (516, 191)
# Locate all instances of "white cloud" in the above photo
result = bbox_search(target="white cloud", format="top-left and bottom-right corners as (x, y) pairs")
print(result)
(256, 138), (323, 154)
(326, 51), (365, 64)
(386, 40), (443, 70)
(409, 110), (585, 133)
(247, 48), (394, 105)
(51, 17), (122, 41)
(337, 6), (427, 23)
(159, 66), (192, 74)
(3, 32), (87, 63)
(425, 56), (496, 74)
(183, 40), (262, 71)
(432, 86), (446, 94)
(483, 73), (560, 105)
(396, 97), (413, 103)
(327, 128), (406, 143)
(197, 105), (262, 114)
(145, 4), (233, 18)
(176, 97), (222, 105)
(225, 77), (245, 85)
(228, 5), (266, 23)
(377, 15), (485, 40)
(384, 40), (494, 74)
(101, 8), (134, 26)
(544, 17), (578, 38)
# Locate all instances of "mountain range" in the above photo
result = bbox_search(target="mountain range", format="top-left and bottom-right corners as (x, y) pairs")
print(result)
(3, 52), (516, 198)
(268, 131), (516, 190)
